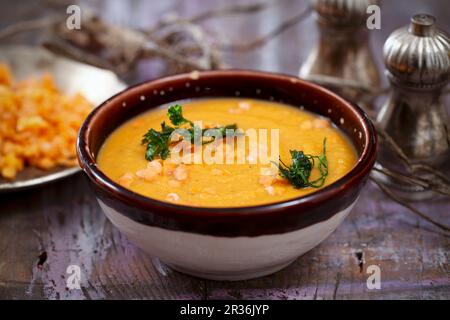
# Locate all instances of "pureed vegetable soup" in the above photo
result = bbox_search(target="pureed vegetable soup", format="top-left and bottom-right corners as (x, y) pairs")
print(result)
(97, 98), (357, 207)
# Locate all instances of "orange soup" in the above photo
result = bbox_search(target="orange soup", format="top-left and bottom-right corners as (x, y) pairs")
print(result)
(97, 98), (357, 207)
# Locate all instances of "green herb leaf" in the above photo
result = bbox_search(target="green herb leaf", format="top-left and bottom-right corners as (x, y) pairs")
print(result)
(202, 124), (239, 144)
(141, 105), (238, 160)
(141, 122), (174, 161)
(168, 104), (193, 126)
(276, 138), (328, 189)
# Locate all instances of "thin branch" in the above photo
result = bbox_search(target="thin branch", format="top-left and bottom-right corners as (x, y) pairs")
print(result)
(375, 125), (410, 168)
(410, 163), (450, 185)
(372, 165), (450, 197)
(304, 74), (390, 97)
(147, 1), (271, 34)
(219, 6), (313, 52)
(374, 125), (450, 200)
(372, 165), (429, 189)
(42, 41), (119, 72)
(370, 177), (450, 232)
(44, 37), (210, 76)
(375, 125), (450, 186)
(0, 16), (63, 40)
(141, 43), (211, 71)
(190, 2), (270, 23)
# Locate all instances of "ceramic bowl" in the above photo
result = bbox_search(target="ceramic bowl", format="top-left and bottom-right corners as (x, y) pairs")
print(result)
(77, 70), (377, 281)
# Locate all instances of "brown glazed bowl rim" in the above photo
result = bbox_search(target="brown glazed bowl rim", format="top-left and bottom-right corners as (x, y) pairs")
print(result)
(77, 70), (377, 218)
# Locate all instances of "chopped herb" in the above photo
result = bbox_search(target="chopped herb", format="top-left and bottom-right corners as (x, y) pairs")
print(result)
(142, 105), (237, 161)
(276, 138), (328, 189)
(167, 104), (193, 126)
(202, 124), (239, 144)
(141, 122), (174, 160)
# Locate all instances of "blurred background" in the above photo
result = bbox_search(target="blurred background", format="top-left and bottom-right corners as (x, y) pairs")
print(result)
(1, 0), (449, 87)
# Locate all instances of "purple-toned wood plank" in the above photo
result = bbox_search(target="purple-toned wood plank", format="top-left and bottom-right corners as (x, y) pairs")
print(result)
(206, 183), (449, 300)
(0, 176), (205, 300)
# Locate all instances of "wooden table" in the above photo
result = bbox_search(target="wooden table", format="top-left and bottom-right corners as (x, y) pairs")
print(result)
(0, 0), (449, 300)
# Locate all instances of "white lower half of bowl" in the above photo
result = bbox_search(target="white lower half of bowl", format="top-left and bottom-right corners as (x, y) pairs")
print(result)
(98, 200), (356, 281)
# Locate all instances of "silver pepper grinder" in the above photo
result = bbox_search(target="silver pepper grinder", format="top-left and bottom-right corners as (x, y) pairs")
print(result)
(299, 0), (381, 112)
(377, 14), (450, 200)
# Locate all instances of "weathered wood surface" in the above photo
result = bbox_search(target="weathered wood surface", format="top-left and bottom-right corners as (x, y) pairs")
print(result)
(0, 0), (449, 299)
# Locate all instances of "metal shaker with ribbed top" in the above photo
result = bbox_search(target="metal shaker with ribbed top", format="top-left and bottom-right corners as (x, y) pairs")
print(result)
(299, 0), (381, 112)
(377, 14), (450, 200)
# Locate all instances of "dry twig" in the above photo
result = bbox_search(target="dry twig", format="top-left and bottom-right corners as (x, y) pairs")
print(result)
(375, 125), (450, 192)
(371, 125), (450, 232)
(147, 1), (271, 33)
(372, 164), (450, 197)
(305, 74), (390, 97)
(370, 177), (450, 232)
(0, 16), (63, 40)
(219, 5), (313, 52)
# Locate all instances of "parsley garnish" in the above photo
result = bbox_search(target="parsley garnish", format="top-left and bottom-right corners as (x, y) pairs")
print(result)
(141, 122), (174, 161)
(167, 104), (193, 126)
(202, 124), (239, 145)
(276, 138), (328, 189)
(141, 105), (237, 161)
